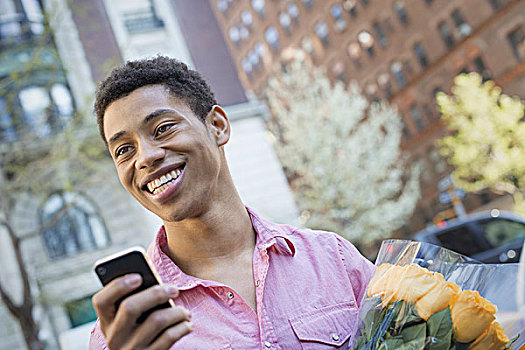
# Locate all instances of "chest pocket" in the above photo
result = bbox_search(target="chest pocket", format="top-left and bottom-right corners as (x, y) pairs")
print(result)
(289, 301), (358, 350)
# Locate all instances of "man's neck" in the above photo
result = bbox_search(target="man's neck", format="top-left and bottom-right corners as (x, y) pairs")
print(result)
(162, 197), (256, 277)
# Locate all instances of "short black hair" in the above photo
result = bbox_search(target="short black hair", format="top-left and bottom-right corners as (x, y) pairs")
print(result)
(94, 56), (217, 144)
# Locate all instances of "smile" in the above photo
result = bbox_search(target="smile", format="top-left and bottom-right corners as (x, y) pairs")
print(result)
(146, 165), (185, 195)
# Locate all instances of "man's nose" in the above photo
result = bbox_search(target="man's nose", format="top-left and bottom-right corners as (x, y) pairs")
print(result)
(135, 141), (165, 169)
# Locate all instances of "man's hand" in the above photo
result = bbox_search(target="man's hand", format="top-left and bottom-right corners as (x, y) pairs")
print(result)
(92, 274), (193, 350)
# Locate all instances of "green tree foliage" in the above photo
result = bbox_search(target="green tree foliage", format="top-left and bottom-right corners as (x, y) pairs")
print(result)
(437, 72), (525, 213)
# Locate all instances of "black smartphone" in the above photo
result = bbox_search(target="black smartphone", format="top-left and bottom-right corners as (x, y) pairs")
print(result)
(93, 246), (174, 323)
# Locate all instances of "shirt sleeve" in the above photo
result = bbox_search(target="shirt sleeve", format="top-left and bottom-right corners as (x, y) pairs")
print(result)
(89, 319), (109, 350)
(335, 236), (376, 308)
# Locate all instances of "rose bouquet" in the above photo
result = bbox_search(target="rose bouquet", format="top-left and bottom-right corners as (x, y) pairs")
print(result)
(352, 240), (525, 350)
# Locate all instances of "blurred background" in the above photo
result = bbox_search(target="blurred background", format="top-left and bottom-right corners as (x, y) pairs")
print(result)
(0, 0), (524, 349)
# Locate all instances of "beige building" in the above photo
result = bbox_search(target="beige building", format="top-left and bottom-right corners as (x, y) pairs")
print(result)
(0, 0), (298, 349)
(209, 0), (525, 232)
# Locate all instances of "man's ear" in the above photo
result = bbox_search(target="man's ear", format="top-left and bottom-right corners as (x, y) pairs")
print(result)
(208, 105), (231, 147)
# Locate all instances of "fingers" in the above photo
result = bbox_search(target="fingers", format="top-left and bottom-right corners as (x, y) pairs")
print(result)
(131, 306), (192, 346)
(107, 285), (180, 346)
(149, 320), (193, 350)
(92, 274), (143, 332)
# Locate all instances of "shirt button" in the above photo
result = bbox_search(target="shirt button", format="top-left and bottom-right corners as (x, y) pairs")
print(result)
(227, 292), (234, 299)
(264, 341), (271, 348)
(332, 333), (340, 341)
(255, 280), (260, 287)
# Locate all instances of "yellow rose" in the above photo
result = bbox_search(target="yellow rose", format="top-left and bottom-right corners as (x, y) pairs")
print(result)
(468, 321), (509, 350)
(450, 290), (497, 343)
(414, 273), (454, 320)
(366, 264), (407, 304)
(367, 263), (394, 297)
(396, 264), (444, 304)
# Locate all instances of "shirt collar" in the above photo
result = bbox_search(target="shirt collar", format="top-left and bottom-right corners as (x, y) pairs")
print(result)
(245, 206), (296, 256)
(148, 206), (296, 288)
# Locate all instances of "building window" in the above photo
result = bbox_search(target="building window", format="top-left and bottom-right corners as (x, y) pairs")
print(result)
(488, 0), (507, 11)
(394, 1), (409, 25)
(248, 49), (260, 69)
(252, 0), (265, 15)
(241, 11), (253, 28)
(301, 0), (313, 8)
(422, 104), (435, 120)
(217, 0), (229, 13)
(315, 21), (329, 45)
(331, 5), (347, 32)
(254, 41), (266, 58)
(373, 22), (388, 47)
(402, 119), (411, 140)
(287, 2), (299, 22)
(65, 296), (97, 328)
(413, 42), (428, 68)
(507, 25), (525, 61)
(19, 86), (52, 136)
(343, 0), (357, 16)
(391, 61), (406, 88)
(122, 1), (164, 34)
(302, 36), (314, 54)
(279, 12), (292, 33)
(41, 192), (109, 260)
(438, 21), (455, 48)
(265, 26), (279, 50)
(365, 83), (379, 102)
(51, 84), (73, 117)
(0, 0), (45, 39)
(410, 104), (425, 131)
(378, 73), (392, 99)
(332, 61), (346, 82)
(358, 31), (375, 56)
(473, 55), (491, 81)
(242, 57), (253, 75)
(229, 26), (240, 44)
(451, 9), (471, 39)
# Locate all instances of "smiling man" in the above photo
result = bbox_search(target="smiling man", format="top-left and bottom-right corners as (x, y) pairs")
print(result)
(89, 56), (374, 349)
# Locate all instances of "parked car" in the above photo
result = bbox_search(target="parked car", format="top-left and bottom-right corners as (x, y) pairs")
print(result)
(413, 209), (525, 263)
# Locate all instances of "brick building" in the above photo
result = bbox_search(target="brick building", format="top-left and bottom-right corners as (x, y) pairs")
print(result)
(209, 0), (525, 232)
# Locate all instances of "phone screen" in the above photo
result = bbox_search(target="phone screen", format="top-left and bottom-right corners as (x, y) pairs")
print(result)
(94, 249), (172, 323)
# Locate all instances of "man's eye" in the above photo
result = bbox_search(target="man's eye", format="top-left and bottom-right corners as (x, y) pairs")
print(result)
(155, 123), (174, 136)
(116, 146), (131, 157)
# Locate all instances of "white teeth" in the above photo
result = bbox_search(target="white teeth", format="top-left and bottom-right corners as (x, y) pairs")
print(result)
(147, 167), (183, 194)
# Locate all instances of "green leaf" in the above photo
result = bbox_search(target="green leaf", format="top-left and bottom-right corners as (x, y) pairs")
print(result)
(394, 301), (424, 331)
(364, 306), (386, 342)
(425, 307), (453, 350)
(400, 323), (426, 350)
(378, 337), (405, 350)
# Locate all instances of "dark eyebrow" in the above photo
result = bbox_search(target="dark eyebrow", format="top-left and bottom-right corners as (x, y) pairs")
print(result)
(142, 108), (178, 126)
(107, 109), (178, 147)
(108, 130), (126, 147)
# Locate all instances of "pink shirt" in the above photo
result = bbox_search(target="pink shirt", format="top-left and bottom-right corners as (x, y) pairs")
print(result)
(90, 207), (374, 349)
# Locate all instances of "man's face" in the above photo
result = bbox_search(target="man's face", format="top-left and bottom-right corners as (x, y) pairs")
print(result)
(103, 84), (225, 222)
